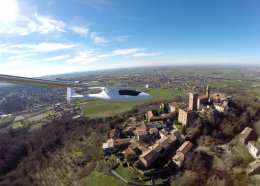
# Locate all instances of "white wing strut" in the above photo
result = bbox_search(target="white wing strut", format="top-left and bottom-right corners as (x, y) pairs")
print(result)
(0, 74), (91, 88)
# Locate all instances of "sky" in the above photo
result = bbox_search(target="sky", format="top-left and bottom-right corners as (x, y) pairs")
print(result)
(0, 0), (259, 77)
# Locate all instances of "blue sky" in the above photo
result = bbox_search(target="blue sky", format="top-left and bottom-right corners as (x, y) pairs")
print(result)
(0, 0), (259, 76)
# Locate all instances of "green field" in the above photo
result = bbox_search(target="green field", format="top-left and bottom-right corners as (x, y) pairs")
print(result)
(114, 166), (137, 183)
(81, 88), (186, 118)
(83, 171), (125, 186)
(254, 88), (260, 98)
(11, 122), (23, 129)
(148, 88), (185, 101)
(114, 165), (166, 185)
(23, 109), (50, 119)
(0, 116), (14, 126)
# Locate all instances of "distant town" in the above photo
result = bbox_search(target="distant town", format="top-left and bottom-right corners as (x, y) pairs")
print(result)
(0, 66), (259, 185)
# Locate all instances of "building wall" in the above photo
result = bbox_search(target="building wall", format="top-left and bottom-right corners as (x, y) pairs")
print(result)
(189, 93), (198, 111)
(206, 86), (210, 98)
(247, 143), (260, 159)
(239, 130), (258, 145)
(178, 109), (196, 127)
(139, 153), (159, 168)
(178, 109), (188, 126)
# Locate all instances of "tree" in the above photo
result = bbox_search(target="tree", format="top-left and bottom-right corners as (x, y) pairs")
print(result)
(106, 155), (118, 168)
(126, 153), (138, 165)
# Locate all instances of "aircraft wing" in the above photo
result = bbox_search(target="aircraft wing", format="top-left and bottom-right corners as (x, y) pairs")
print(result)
(0, 74), (92, 88)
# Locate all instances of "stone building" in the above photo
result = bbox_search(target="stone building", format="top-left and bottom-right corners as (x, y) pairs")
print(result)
(247, 141), (260, 159)
(246, 160), (260, 175)
(239, 127), (258, 145)
(161, 102), (186, 113)
(189, 92), (198, 111)
(197, 86), (210, 110)
(136, 129), (149, 142)
(178, 108), (196, 127)
(172, 141), (193, 167)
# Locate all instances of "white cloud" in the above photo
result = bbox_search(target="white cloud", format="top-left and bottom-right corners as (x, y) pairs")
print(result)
(65, 48), (156, 65)
(133, 52), (161, 57)
(69, 26), (89, 36)
(0, 11), (110, 45)
(43, 54), (71, 62)
(0, 60), (37, 68)
(1, 43), (76, 53)
(32, 43), (76, 52)
(112, 48), (144, 55)
(0, 14), (67, 36)
(115, 35), (131, 42)
(99, 48), (145, 58)
(34, 14), (66, 34)
(90, 32), (109, 44)
(66, 50), (98, 64)
(8, 53), (36, 61)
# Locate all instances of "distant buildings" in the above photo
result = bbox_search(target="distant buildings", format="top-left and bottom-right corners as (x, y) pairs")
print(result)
(160, 102), (186, 113)
(146, 110), (174, 123)
(197, 86), (210, 110)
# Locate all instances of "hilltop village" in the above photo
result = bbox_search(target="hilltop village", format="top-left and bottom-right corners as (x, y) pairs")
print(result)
(102, 86), (260, 184)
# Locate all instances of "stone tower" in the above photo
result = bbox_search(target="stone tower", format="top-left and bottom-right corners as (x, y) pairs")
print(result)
(188, 92), (198, 111)
(206, 86), (210, 98)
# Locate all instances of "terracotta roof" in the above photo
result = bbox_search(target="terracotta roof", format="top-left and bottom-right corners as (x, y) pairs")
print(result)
(150, 115), (175, 121)
(147, 111), (154, 119)
(240, 127), (253, 138)
(248, 160), (260, 170)
(114, 138), (130, 146)
(198, 95), (208, 99)
(168, 102), (179, 107)
(150, 128), (159, 135)
(159, 129), (168, 136)
(177, 141), (193, 155)
(173, 154), (184, 161)
(172, 129), (181, 137)
(140, 149), (157, 161)
(152, 143), (163, 153)
(156, 135), (177, 149)
(129, 142), (139, 150)
(136, 129), (148, 136)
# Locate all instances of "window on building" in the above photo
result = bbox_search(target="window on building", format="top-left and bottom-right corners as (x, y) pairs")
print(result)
(118, 89), (141, 96)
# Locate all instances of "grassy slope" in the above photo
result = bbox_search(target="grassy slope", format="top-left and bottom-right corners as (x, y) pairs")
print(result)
(83, 171), (125, 186)
(81, 88), (186, 118)
(254, 88), (260, 98)
(11, 122), (23, 129)
(0, 116), (14, 126)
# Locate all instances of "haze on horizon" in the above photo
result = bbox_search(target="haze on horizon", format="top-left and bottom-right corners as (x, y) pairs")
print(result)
(0, 0), (259, 77)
